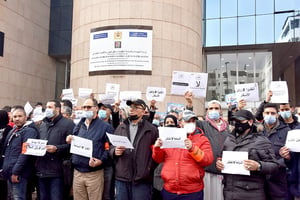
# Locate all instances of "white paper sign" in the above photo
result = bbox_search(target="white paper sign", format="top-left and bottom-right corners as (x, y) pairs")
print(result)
(146, 87), (166, 102)
(24, 101), (33, 117)
(119, 91), (142, 108)
(106, 133), (134, 149)
(285, 129), (300, 152)
(105, 83), (120, 101)
(270, 81), (289, 103)
(23, 139), (47, 156)
(70, 136), (93, 158)
(62, 88), (74, 100)
(98, 93), (115, 105)
(234, 83), (259, 102)
(221, 151), (250, 176)
(158, 127), (186, 149)
(78, 88), (93, 99)
(171, 71), (208, 98)
(225, 93), (237, 105)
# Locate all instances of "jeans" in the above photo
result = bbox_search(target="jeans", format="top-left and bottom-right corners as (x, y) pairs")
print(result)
(161, 188), (204, 200)
(103, 166), (115, 200)
(7, 177), (28, 200)
(38, 177), (64, 200)
(115, 180), (152, 200)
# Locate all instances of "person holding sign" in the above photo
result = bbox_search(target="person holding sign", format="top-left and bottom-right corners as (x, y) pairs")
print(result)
(66, 98), (113, 200)
(2, 106), (38, 200)
(152, 110), (213, 200)
(110, 99), (158, 200)
(216, 110), (278, 200)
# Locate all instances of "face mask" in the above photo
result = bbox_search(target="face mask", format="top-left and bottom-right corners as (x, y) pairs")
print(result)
(152, 119), (160, 126)
(45, 108), (54, 119)
(184, 122), (196, 133)
(264, 115), (277, 125)
(208, 110), (220, 120)
(98, 110), (107, 119)
(129, 115), (139, 121)
(85, 111), (94, 119)
(280, 111), (291, 119)
(235, 121), (251, 135)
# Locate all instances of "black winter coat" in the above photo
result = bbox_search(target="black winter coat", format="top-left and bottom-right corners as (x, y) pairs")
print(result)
(222, 126), (279, 200)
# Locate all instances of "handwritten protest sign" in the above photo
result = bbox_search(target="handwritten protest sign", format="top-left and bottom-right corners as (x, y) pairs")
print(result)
(106, 133), (134, 149)
(285, 129), (300, 152)
(221, 151), (250, 176)
(78, 88), (93, 99)
(105, 83), (120, 101)
(70, 136), (93, 158)
(98, 93), (115, 105)
(62, 88), (74, 100)
(146, 87), (166, 102)
(158, 127), (186, 149)
(270, 81), (289, 103)
(234, 83), (259, 102)
(22, 139), (47, 156)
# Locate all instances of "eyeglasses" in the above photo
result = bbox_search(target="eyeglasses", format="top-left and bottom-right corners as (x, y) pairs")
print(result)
(82, 105), (94, 109)
(130, 105), (144, 110)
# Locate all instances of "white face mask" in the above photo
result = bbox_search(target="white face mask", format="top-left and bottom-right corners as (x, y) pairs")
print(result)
(85, 111), (94, 119)
(45, 108), (54, 119)
(184, 122), (196, 133)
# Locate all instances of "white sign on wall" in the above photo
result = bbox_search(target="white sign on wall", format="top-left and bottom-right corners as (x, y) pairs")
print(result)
(89, 26), (153, 72)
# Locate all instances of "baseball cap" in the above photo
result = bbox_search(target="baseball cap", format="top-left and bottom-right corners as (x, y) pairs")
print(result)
(98, 103), (113, 112)
(182, 110), (198, 121)
(126, 99), (147, 110)
(232, 110), (254, 121)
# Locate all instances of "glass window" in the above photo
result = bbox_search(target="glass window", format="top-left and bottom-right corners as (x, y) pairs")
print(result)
(238, 16), (255, 45)
(275, 0), (298, 12)
(204, 0), (220, 19)
(204, 19), (220, 47)
(256, 0), (274, 15)
(238, 0), (255, 16)
(221, 18), (237, 46)
(256, 14), (274, 44)
(221, 0), (237, 18)
(275, 12), (293, 42)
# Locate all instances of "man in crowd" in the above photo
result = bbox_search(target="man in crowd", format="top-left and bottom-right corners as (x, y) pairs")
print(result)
(67, 98), (113, 200)
(2, 106), (38, 199)
(110, 99), (158, 200)
(35, 99), (75, 200)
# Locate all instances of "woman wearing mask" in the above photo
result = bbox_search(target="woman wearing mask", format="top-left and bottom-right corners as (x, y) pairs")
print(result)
(152, 110), (213, 200)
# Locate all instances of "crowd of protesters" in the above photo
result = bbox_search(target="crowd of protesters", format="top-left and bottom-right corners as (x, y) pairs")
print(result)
(0, 90), (300, 200)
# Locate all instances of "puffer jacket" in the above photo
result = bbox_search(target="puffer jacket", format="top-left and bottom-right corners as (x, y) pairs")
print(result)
(2, 121), (38, 179)
(222, 126), (279, 200)
(36, 115), (75, 178)
(260, 120), (290, 199)
(152, 127), (213, 195)
(110, 119), (158, 183)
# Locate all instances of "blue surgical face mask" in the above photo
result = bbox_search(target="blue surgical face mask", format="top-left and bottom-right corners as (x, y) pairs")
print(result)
(98, 110), (107, 119)
(85, 111), (94, 119)
(45, 108), (54, 119)
(280, 111), (291, 119)
(208, 110), (220, 120)
(152, 119), (160, 126)
(264, 115), (277, 125)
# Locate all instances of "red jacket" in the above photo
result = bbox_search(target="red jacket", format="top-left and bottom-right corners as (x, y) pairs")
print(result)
(152, 128), (213, 195)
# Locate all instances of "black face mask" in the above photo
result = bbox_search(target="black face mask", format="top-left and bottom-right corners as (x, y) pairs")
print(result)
(129, 115), (140, 121)
(235, 121), (251, 135)
(165, 124), (176, 127)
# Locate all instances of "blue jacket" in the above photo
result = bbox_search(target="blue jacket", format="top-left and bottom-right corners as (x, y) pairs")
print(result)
(2, 121), (38, 179)
(260, 120), (290, 199)
(71, 117), (113, 172)
(36, 115), (75, 178)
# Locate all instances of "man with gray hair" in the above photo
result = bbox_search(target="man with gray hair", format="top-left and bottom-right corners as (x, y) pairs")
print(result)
(185, 93), (230, 200)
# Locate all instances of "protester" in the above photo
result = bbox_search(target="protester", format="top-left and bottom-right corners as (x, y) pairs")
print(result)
(216, 110), (279, 200)
(152, 110), (213, 200)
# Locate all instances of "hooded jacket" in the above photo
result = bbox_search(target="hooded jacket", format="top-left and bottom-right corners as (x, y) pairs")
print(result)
(2, 121), (38, 179)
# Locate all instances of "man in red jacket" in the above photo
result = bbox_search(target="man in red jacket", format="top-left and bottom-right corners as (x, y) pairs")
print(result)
(152, 110), (213, 200)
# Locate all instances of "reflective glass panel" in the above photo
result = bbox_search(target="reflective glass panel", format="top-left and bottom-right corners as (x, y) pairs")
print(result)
(205, 19), (220, 47)
(238, 0), (255, 16)
(238, 16), (255, 45)
(275, 12), (293, 43)
(221, 0), (237, 18)
(221, 18), (237, 46)
(204, 0), (220, 19)
(275, 0), (298, 12)
(256, 14), (274, 43)
(256, 0), (274, 15)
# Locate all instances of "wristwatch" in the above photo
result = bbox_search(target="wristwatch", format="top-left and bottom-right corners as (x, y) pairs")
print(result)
(257, 162), (262, 171)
